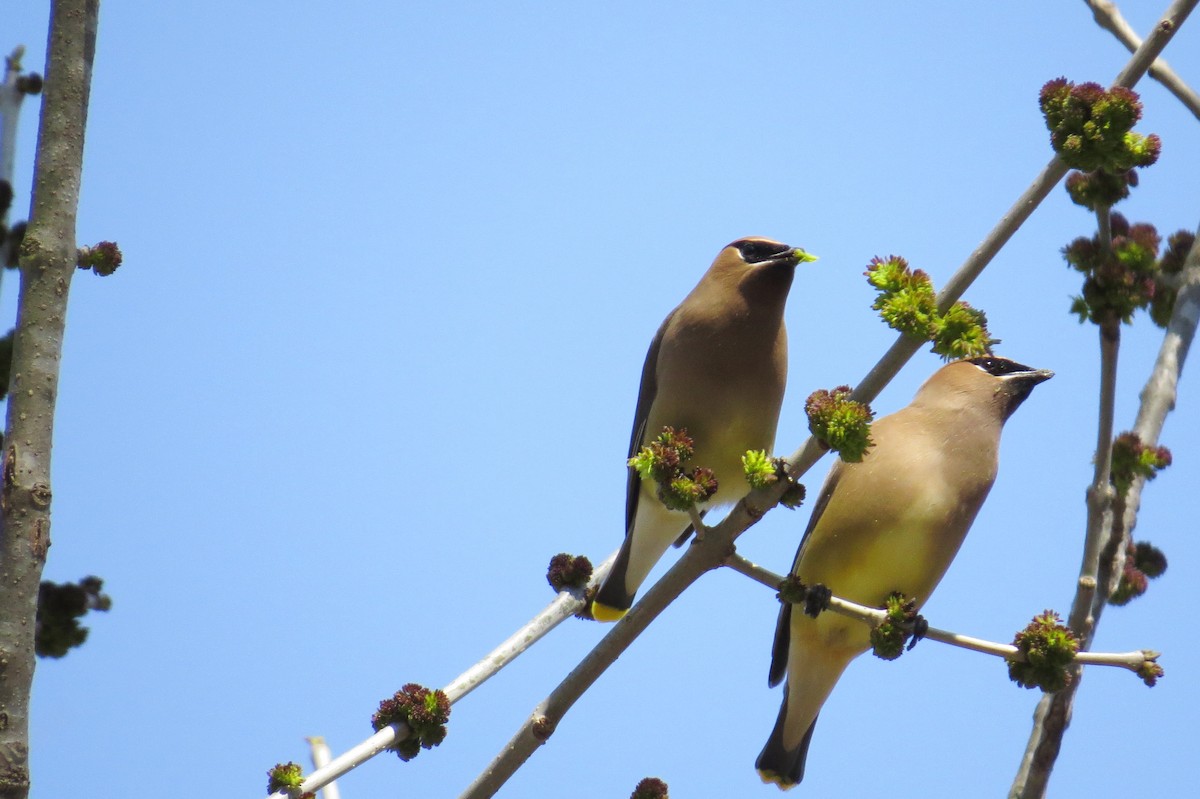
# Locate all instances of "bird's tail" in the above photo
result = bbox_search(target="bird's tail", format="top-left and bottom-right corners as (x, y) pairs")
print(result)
(591, 506), (687, 621)
(755, 698), (818, 791)
(591, 539), (635, 622)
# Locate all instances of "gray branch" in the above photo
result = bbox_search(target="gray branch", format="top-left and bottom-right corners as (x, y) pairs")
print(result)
(1008, 8), (1200, 797)
(1085, 0), (1200, 121)
(1011, 224), (1200, 799)
(1067, 207), (1119, 641)
(0, 3), (100, 799)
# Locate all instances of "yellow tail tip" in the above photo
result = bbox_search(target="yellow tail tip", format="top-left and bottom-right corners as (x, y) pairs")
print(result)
(757, 769), (797, 791)
(589, 601), (628, 623)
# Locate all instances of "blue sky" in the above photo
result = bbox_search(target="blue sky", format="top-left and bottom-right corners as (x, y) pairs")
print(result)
(6, 2), (1198, 797)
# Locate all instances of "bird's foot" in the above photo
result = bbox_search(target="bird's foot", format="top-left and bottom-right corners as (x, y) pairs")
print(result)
(803, 583), (832, 618)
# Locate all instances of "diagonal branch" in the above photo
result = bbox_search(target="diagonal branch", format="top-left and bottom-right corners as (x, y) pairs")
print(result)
(1084, 0), (1200, 121)
(0, 3), (101, 799)
(265, 556), (616, 799)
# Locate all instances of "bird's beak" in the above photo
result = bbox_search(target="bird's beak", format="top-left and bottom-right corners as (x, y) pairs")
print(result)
(1029, 368), (1055, 384)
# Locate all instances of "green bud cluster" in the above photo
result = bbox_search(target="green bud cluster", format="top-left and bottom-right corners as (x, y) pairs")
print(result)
(1111, 541), (1168, 606)
(629, 426), (693, 483)
(1108, 433), (1171, 605)
(1138, 660), (1165, 687)
(1110, 432), (1172, 496)
(265, 763), (312, 798)
(866, 256), (999, 359)
(1151, 231), (1196, 326)
(546, 553), (593, 592)
(371, 683), (452, 761)
(805, 386), (875, 463)
(77, 240), (123, 276)
(1008, 611), (1079, 693)
(776, 574), (809, 608)
(742, 449), (777, 489)
(1064, 214), (1172, 326)
(1039, 79), (1160, 172)
(629, 427), (719, 511)
(869, 592), (919, 661)
(741, 451), (803, 506)
(1065, 169), (1137, 211)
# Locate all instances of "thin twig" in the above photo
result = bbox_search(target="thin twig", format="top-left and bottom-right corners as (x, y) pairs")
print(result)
(1068, 206), (1119, 640)
(1, 46), (34, 284)
(266, 555), (617, 799)
(727, 554), (1157, 673)
(1, 46), (27, 195)
(1084, 0), (1200, 121)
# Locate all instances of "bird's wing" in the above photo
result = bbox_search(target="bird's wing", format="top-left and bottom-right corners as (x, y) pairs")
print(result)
(767, 462), (845, 687)
(625, 310), (675, 535)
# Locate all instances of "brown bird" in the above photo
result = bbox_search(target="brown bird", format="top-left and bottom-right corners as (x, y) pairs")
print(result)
(591, 238), (817, 621)
(756, 356), (1053, 788)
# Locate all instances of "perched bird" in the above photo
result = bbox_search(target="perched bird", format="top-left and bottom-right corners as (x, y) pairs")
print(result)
(591, 238), (815, 622)
(756, 356), (1053, 789)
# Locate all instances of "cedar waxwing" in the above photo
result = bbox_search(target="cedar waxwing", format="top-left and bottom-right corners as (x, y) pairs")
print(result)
(756, 356), (1053, 789)
(591, 238), (815, 622)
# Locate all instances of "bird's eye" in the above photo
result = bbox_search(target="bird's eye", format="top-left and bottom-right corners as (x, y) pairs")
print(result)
(967, 356), (1035, 376)
(736, 240), (791, 264)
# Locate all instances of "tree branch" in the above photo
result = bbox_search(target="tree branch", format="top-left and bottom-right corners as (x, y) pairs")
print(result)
(457, 504), (758, 799)
(305, 738), (340, 799)
(1005, 8), (1200, 796)
(725, 554), (1158, 675)
(1, 46), (37, 286)
(1068, 206), (1119, 641)
(262, 555), (617, 798)
(0, 3), (100, 798)
(1, 46), (30, 200)
(1084, 0), (1200, 120)
(1011, 225), (1200, 797)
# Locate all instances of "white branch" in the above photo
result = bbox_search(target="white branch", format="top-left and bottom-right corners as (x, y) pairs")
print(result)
(1, 46), (28, 195)
(265, 554), (615, 799)
(305, 738), (340, 799)
(725, 554), (1158, 675)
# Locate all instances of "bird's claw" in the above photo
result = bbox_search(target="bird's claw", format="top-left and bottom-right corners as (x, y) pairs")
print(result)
(803, 583), (832, 618)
